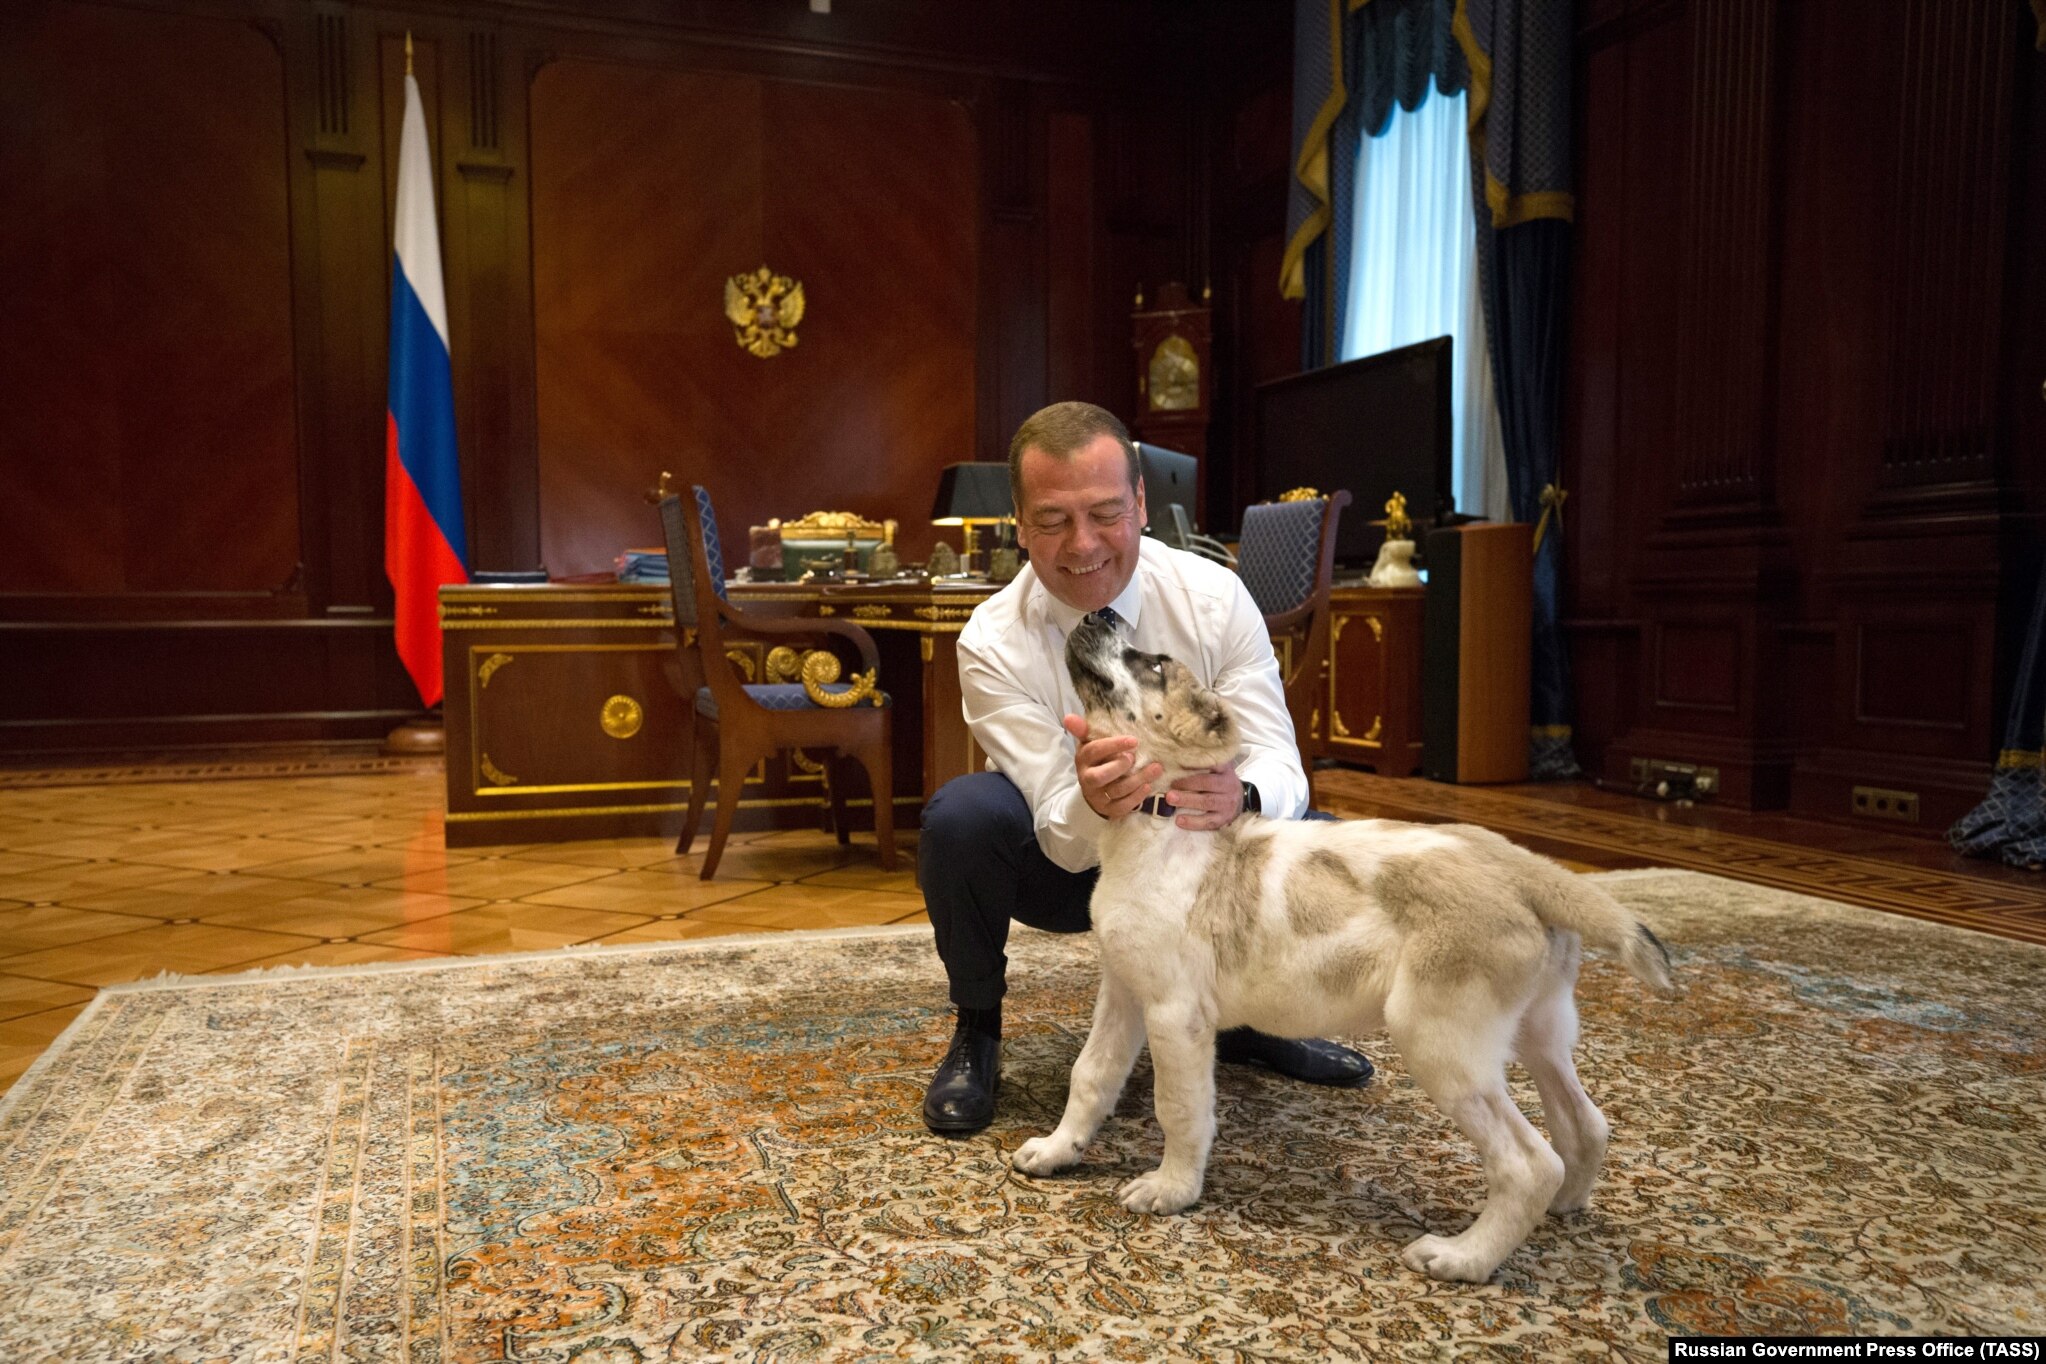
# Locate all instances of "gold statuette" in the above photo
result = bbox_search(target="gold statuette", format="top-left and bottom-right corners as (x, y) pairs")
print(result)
(1372, 490), (1413, 541)
(724, 266), (806, 358)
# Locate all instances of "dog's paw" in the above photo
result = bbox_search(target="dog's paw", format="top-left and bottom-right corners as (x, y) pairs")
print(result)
(1400, 1233), (1500, 1284)
(1547, 1185), (1594, 1217)
(1012, 1134), (1083, 1176)
(1117, 1169), (1201, 1215)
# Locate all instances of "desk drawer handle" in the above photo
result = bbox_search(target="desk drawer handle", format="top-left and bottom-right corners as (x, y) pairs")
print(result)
(601, 695), (645, 740)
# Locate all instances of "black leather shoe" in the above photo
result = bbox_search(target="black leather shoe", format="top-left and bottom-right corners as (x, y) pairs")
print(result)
(922, 1027), (1001, 1134)
(1216, 1028), (1373, 1088)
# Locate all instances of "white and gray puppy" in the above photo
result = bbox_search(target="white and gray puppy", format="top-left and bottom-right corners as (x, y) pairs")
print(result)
(1012, 614), (1676, 1283)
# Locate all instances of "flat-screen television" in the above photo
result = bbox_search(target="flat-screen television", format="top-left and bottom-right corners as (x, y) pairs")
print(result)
(1253, 336), (1454, 567)
(1134, 442), (1200, 534)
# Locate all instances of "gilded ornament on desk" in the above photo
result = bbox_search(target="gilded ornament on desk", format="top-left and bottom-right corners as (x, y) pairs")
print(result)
(868, 519), (901, 578)
(1146, 335), (1200, 411)
(779, 510), (882, 536)
(780, 510), (884, 581)
(927, 540), (960, 578)
(1379, 490), (1413, 540)
(988, 518), (1021, 583)
(724, 266), (805, 359)
(1367, 490), (1421, 588)
(748, 518), (784, 574)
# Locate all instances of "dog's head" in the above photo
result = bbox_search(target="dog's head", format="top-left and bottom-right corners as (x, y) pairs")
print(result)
(1065, 614), (1240, 777)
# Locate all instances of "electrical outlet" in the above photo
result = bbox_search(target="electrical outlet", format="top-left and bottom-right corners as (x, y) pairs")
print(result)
(1851, 785), (1919, 823)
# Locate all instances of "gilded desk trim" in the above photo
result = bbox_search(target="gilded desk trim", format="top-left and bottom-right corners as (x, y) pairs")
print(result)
(464, 642), (718, 798)
(446, 794), (921, 826)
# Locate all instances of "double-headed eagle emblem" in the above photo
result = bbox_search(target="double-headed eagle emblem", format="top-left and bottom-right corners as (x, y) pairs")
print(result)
(724, 266), (805, 359)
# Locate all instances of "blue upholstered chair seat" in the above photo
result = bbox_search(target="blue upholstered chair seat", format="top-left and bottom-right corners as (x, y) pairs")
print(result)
(695, 684), (893, 719)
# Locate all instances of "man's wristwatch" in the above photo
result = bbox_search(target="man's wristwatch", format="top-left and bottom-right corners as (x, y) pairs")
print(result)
(1240, 782), (1262, 817)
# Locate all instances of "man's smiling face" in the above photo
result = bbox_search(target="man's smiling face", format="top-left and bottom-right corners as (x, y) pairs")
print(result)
(1014, 433), (1148, 616)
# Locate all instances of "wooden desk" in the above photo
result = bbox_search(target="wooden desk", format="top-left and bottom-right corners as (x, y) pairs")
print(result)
(438, 580), (993, 846)
(438, 578), (1429, 845)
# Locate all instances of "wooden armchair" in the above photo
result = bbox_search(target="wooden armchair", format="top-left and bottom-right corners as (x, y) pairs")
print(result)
(656, 484), (896, 880)
(1235, 490), (1351, 807)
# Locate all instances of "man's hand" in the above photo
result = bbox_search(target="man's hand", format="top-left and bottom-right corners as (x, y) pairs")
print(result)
(1166, 760), (1243, 831)
(1063, 715), (1164, 820)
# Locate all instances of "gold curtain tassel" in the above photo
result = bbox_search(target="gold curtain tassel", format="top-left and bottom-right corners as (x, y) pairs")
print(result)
(1532, 483), (1568, 555)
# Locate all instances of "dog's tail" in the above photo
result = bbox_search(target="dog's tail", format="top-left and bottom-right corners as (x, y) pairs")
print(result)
(1517, 860), (1676, 995)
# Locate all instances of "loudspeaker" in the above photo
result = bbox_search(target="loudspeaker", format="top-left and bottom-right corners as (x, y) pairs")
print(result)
(1421, 523), (1533, 783)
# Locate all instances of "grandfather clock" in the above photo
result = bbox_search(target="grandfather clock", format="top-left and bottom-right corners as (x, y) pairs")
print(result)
(1131, 281), (1213, 461)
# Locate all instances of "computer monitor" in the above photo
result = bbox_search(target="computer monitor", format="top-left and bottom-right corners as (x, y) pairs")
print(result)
(1134, 442), (1199, 535)
(1254, 336), (1454, 568)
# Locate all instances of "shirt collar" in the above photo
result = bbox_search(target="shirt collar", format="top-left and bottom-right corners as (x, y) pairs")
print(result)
(1035, 556), (1146, 639)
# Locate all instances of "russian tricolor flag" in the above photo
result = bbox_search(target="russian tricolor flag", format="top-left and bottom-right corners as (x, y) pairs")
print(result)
(385, 69), (467, 707)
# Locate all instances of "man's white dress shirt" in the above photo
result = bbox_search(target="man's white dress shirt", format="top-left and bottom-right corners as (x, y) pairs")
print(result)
(956, 536), (1308, 873)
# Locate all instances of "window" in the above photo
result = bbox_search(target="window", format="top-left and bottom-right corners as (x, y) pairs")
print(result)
(1341, 86), (1507, 522)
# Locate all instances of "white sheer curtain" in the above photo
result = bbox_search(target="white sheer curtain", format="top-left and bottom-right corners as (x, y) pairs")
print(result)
(1341, 86), (1507, 522)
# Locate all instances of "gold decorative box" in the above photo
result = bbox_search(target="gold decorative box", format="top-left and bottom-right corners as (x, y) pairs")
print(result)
(777, 511), (888, 581)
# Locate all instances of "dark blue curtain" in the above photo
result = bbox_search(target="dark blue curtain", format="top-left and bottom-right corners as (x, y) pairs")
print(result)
(1284, 0), (1343, 366)
(1284, 0), (1467, 370)
(1950, 550), (2046, 869)
(1462, 0), (1580, 779)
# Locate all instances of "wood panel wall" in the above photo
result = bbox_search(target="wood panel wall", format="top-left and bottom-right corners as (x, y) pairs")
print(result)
(0, 2), (299, 597)
(0, 0), (1282, 754)
(1565, 0), (2044, 827)
(529, 63), (976, 573)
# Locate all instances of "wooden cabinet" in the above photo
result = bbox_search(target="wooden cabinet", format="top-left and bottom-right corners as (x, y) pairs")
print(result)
(1306, 585), (1425, 777)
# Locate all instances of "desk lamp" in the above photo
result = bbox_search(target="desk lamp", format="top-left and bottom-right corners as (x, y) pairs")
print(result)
(930, 463), (1014, 576)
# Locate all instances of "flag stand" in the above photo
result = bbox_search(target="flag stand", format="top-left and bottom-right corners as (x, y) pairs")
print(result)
(383, 710), (444, 756)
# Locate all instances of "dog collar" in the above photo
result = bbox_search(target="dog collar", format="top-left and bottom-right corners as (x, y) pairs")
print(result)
(1136, 795), (1173, 819)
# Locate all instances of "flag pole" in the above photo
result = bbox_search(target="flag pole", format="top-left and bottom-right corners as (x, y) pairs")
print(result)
(405, 31), (413, 77)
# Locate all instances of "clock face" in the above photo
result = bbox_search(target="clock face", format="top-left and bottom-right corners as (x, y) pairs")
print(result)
(1147, 335), (1201, 412)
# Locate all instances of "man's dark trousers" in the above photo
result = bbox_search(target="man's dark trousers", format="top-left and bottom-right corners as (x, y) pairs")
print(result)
(921, 772), (1094, 1010)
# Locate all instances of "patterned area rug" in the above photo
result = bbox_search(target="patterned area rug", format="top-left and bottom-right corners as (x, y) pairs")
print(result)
(1, 869), (2039, 1361)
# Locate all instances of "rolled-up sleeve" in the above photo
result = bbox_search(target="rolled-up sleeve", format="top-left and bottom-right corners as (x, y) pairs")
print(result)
(957, 633), (1106, 873)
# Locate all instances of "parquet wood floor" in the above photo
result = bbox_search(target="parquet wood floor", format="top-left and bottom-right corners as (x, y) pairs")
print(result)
(1311, 769), (2046, 944)
(0, 757), (2035, 1094)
